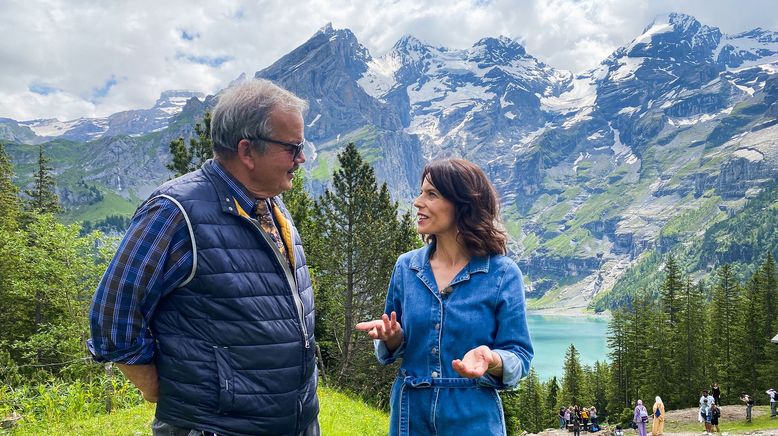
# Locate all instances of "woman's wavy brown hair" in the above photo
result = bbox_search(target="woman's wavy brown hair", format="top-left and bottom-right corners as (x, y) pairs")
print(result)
(421, 158), (507, 256)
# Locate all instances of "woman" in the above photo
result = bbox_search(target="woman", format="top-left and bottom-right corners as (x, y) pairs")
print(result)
(634, 399), (648, 436)
(356, 159), (534, 435)
(712, 383), (721, 406)
(652, 396), (665, 435)
(589, 406), (598, 430)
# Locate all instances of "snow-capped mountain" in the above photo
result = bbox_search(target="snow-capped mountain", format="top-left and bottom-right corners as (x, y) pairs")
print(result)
(17, 90), (204, 143)
(4, 14), (777, 312)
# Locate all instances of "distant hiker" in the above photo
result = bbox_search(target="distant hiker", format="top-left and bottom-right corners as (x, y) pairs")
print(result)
(356, 159), (533, 435)
(710, 403), (721, 433)
(767, 388), (777, 418)
(559, 408), (566, 429)
(634, 399), (649, 436)
(614, 424), (624, 436)
(571, 407), (582, 436)
(88, 79), (319, 436)
(590, 406), (599, 431)
(711, 382), (721, 406)
(652, 396), (665, 436)
(700, 398), (712, 435)
(740, 393), (754, 422)
(700, 389), (715, 407)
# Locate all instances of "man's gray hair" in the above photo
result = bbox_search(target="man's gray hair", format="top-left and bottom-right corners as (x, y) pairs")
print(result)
(211, 78), (308, 158)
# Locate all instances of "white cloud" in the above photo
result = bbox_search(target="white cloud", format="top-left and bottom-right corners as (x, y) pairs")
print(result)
(1, 0), (776, 120)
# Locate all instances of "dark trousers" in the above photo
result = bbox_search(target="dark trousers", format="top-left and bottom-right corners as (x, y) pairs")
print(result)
(152, 417), (321, 436)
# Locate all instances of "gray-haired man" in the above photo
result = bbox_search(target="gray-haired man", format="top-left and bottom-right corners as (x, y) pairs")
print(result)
(89, 79), (319, 435)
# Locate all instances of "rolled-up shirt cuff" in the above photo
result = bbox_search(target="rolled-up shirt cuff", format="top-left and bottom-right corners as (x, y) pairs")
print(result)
(477, 349), (525, 389)
(374, 338), (405, 365)
(87, 338), (155, 365)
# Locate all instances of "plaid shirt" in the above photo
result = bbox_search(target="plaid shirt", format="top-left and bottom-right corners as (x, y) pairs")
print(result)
(88, 160), (259, 364)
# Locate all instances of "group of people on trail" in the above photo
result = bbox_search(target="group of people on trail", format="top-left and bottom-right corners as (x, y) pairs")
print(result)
(559, 405), (599, 433)
(89, 78), (534, 436)
(698, 390), (721, 435)
(740, 388), (778, 423)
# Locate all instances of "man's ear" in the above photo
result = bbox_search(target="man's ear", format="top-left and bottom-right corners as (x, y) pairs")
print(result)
(237, 139), (255, 170)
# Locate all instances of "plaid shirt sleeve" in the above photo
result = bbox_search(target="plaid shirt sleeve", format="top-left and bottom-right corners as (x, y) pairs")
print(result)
(88, 197), (193, 364)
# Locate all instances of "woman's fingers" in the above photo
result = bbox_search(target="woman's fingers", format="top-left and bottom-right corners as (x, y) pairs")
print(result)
(355, 320), (381, 331)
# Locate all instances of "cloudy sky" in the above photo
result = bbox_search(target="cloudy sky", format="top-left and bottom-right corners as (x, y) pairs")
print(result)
(2, 0), (777, 121)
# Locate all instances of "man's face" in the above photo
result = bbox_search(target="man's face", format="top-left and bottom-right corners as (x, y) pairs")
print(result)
(249, 109), (306, 197)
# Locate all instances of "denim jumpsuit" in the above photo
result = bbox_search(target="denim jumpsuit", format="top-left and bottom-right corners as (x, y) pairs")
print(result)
(375, 245), (534, 435)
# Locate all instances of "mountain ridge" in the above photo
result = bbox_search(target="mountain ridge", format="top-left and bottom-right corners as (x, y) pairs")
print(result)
(3, 13), (777, 311)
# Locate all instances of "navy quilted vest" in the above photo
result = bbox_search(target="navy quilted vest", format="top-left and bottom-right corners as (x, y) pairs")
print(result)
(150, 160), (318, 436)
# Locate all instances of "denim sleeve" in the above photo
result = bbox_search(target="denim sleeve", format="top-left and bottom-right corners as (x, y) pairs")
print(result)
(478, 259), (533, 389)
(88, 197), (192, 364)
(375, 261), (406, 365)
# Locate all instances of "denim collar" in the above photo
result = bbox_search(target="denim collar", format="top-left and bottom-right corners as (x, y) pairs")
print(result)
(409, 243), (490, 292)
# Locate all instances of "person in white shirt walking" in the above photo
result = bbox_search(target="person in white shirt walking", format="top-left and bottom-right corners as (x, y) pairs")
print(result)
(767, 388), (777, 418)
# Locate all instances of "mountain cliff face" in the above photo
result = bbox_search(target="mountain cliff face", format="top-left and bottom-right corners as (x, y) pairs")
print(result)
(3, 14), (777, 311)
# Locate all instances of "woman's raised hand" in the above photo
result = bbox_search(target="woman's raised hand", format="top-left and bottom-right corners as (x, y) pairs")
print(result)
(355, 311), (403, 351)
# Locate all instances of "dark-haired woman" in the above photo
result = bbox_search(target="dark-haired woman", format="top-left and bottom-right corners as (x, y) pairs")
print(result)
(356, 158), (533, 435)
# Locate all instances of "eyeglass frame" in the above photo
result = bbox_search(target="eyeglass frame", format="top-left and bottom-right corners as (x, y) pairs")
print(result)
(247, 136), (308, 160)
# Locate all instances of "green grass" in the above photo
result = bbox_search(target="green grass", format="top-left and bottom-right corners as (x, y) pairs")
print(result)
(8, 385), (389, 436)
(63, 190), (140, 224)
(663, 406), (778, 434)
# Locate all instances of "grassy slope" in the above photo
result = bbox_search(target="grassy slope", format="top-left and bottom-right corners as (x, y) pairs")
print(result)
(9, 386), (389, 436)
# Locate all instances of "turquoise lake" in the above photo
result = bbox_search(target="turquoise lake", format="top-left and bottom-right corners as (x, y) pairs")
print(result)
(526, 313), (610, 381)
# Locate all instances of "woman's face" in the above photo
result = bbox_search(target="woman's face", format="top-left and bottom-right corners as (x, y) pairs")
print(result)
(413, 177), (456, 237)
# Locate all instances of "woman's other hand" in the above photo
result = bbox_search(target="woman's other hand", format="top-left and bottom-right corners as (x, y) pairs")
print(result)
(355, 311), (403, 351)
(452, 345), (503, 378)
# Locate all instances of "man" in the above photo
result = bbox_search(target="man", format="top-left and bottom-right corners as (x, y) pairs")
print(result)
(740, 393), (754, 422)
(699, 389), (715, 407)
(768, 388), (777, 418)
(89, 79), (318, 436)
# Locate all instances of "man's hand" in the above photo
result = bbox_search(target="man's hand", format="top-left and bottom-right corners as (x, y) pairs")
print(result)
(355, 311), (403, 352)
(452, 345), (503, 379)
(116, 363), (159, 403)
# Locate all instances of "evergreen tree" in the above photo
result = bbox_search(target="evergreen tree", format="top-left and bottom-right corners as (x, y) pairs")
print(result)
(710, 264), (740, 402)
(661, 254), (682, 327)
(561, 344), (584, 406)
(23, 144), (62, 215)
(0, 142), (20, 230)
(167, 111), (212, 177)
(676, 277), (707, 406)
(607, 309), (630, 412)
(309, 142), (418, 404)
(759, 254), (778, 389)
(545, 376), (560, 428)
(516, 367), (545, 433)
(731, 272), (765, 398)
(590, 361), (610, 421)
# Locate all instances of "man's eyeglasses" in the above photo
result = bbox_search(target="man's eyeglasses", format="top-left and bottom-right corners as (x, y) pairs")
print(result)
(249, 136), (308, 160)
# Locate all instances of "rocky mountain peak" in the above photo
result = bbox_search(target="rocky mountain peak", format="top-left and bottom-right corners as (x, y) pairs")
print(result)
(153, 90), (204, 109)
(468, 35), (528, 66)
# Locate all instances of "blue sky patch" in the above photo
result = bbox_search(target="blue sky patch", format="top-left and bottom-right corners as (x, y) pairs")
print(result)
(176, 52), (232, 67)
(29, 82), (60, 95)
(181, 30), (199, 41)
(91, 75), (118, 100)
